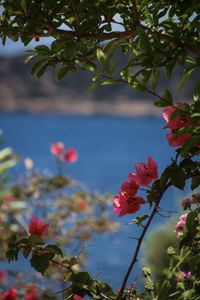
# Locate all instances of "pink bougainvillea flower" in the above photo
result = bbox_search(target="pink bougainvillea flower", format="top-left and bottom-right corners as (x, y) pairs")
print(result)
(74, 295), (83, 300)
(25, 288), (38, 300)
(162, 106), (193, 148)
(179, 271), (191, 279)
(163, 106), (191, 130)
(128, 172), (136, 181)
(166, 132), (191, 147)
(162, 106), (176, 123)
(28, 216), (49, 236)
(175, 214), (187, 237)
(50, 142), (64, 156)
(135, 156), (158, 186)
(64, 148), (78, 163)
(164, 116), (191, 130)
(0, 271), (6, 281)
(119, 180), (139, 200)
(2, 288), (18, 300)
(4, 194), (15, 203)
(113, 193), (145, 217)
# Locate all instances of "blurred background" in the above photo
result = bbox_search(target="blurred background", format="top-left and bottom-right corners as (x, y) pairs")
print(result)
(0, 38), (193, 290)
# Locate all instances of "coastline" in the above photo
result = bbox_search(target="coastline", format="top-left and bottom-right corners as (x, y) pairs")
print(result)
(0, 98), (161, 117)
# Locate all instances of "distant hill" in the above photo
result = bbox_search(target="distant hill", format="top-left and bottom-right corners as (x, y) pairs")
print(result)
(0, 54), (198, 115)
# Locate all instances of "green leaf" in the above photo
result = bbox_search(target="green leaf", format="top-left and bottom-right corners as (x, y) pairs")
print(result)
(138, 28), (151, 53)
(163, 90), (173, 105)
(170, 167), (185, 190)
(193, 79), (200, 101)
(96, 48), (110, 73)
(24, 54), (37, 64)
(30, 252), (54, 274)
(191, 175), (200, 190)
(186, 211), (198, 232)
(75, 60), (98, 73)
(35, 45), (50, 55)
(133, 215), (149, 226)
(160, 166), (172, 192)
(181, 136), (200, 156)
(154, 89), (173, 107)
(96, 49), (106, 65)
(31, 59), (47, 76)
(45, 245), (63, 256)
(178, 67), (195, 91)
(55, 66), (70, 81)
(72, 272), (91, 285)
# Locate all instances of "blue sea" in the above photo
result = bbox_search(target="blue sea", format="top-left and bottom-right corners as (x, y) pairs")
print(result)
(0, 113), (187, 291)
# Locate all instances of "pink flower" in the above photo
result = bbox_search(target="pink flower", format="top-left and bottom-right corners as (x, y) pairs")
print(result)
(28, 216), (49, 236)
(166, 132), (191, 147)
(74, 295), (83, 300)
(113, 194), (145, 217)
(135, 156), (158, 186)
(4, 194), (15, 203)
(0, 271), (6, 281)
(64, 148), (78, 163)
(50, 142), (64, 156)
(163, 106), (176, 123)
(2, 288), (18, 300)
(162, 106), (176, 122)
(25, 289), (37, 300)
(163, 106), (192, 148)
(175, 214), (187, 237)
(163, 106), (191, 130)
(119, 181), (139, 200)
(179, 271), (191, 279)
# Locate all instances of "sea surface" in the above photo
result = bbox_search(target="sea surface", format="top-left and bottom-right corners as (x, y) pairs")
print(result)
(0, 113), (187, 290)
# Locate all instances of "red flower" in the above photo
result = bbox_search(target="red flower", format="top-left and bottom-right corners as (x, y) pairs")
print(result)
(166, 132), (191, 147)
(25, 289), (37, 300)
(50, 142), (64, 156)
(163, 106), (191, 130)
(163, 106), (192, 148)
(28, 216), (49, 236)
(35, 37), (40, 42)
(113, 194), (145, 217)
(74, 295), (83, 300)
(2, 288), (18, 300)
(135, 156), (158, 186)
(119, 181), (139, 200)
(64, 148), (78, 163)
(163, 106), (176, 122)
(0, 271), (6, 281)
(4, 194), (15, 203)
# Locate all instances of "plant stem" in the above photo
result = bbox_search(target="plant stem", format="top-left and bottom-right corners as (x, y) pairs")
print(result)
(116, 202), (160, 299)
(116, 182), (171, 299)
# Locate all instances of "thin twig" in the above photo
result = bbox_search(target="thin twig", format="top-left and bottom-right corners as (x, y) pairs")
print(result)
(116, 201), (160, 299)
(116, 181), (171, 299)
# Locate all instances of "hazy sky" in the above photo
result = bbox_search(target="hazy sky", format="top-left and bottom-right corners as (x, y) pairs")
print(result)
(0, 37), (53, 56)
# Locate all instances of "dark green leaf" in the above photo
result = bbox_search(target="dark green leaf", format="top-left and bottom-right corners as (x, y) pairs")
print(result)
(55, 66), (70, 81)
(191, 175), (200, 190)
(170, 167), (185, 190)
